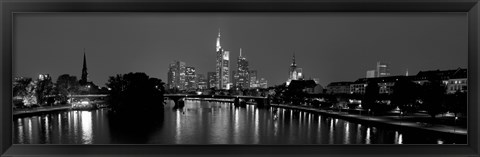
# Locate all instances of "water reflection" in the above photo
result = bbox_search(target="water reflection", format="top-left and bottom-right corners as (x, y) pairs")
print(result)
(80, 111), (93, 144)
(13, 100), (463, 144)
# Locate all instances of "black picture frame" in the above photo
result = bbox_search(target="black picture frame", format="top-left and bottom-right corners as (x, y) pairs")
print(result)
(1, 0), (479, 156)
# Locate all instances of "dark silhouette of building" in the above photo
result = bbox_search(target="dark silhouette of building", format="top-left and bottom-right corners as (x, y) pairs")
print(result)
(78, 49), (99, 93)
(79, 49), (88, 85)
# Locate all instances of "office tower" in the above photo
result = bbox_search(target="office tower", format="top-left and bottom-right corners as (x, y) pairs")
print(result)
(376, 61), (390, 77)
(185, 66), (196, 90)
(167, 61), (186, 90)
(236, 48), (250, 89)
(207, 72), (217, 89)
(215, 30), (230, 89)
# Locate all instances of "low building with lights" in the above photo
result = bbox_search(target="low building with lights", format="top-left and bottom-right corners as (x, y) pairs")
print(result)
(326, 81), (352, 94)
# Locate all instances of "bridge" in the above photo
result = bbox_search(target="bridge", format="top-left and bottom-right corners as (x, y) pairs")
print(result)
(164, 94), (270, 108)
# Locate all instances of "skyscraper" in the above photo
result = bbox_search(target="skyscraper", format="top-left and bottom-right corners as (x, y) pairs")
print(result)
(259, 78), (268, 88)
(167, 62), (177, 89)
(376, 61), (391, 77)
(249, 70), (258, 88)
(366, 70), (376, 78)
(236, 48), (250, 89)
(215, 29), (230, 89)
(185, 66), (196, 90)
(207, 72), (217, 89)
(196, 74), (207, 89)
(167, 61), (186, 90)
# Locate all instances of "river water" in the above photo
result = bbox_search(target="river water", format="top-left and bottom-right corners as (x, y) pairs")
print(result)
(13, 100), (458, 144)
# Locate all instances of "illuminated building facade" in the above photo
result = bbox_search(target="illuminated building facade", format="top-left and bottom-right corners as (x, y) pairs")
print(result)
(185, 66), (196, 90)
(215, 30), (230, 89)
(376, 61), (391, 77)
(286, 53), (303, 86)
(207, 72), (217, 89)
(235, 48), (250, 89)
(167, 60), (186, 90)
(249, 70), (258, 88)
(196, 74), (207, 89)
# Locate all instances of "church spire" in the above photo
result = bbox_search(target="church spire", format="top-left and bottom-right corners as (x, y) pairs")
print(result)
(291, 52), (296, 67)
(80, 48), (88, 84)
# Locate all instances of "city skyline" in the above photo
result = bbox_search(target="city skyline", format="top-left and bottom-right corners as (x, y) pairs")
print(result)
(14, 13), (467, 87)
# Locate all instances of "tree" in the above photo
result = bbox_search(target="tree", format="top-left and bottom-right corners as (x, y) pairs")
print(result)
(445, 90), (467, 118)
(420, 78), (447, 118)
(363, 81), (380, 114)
(56, 74), (80, 104)
(106, 72), (165, 115)
(13, 77), (32, 98)
(391, 78), (419, 114)
(36, 77), (55, 105)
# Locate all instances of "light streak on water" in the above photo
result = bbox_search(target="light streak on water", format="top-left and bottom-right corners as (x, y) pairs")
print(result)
(80, 111), (93, 144)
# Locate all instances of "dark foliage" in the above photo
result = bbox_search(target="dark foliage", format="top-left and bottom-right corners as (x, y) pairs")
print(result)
(13, 77), (32, 97)
(106, 72), (165, 115)
(445, 91), (467, 117)
(56, 74), (80, 104)
(391, 78), (420, 113)
(363, 81), (380, 113)
(36, 77), (55, 105)
(420, 78), (447, 118)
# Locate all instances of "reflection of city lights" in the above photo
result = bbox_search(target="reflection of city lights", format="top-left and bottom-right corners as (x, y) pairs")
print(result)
(81, 111), (93, 144)
(366, 127), (371, 144)
(437, 139), (444, 144)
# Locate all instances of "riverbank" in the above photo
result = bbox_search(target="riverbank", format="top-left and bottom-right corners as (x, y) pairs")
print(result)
(13, 105), (72, 117)
(270, 104), (467, 138)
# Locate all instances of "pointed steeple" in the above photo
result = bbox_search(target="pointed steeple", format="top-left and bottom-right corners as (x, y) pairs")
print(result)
(291, 52), (296, 67)
(80, 48), (88, 85)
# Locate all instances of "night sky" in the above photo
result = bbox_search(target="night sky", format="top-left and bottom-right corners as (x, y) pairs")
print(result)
(14, 13), (467, 87)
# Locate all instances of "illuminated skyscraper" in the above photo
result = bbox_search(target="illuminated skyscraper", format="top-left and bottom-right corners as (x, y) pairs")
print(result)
(215, 29), (230, 89)
(167, 61), (186, 90)
(185, 66), (196, 90)
(235, 48), (250, 89)
(366, 70), (376, 78)
(207, 72), (216, 89)
(249, 70), (258, 88)
(197, 74), (207, 89)
(167, 62), (177, 89)
(376, 61), (390, 77)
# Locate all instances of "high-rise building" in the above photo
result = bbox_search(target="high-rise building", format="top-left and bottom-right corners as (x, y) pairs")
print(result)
(167, 62), (177, 89)
(286, 53), (303, 86)
(215, 30), (230, 89)
(249, 70), (258, 88)
(366, 70), (376, 78)
(207, 72), (217, 89)
(167, 61), (186, 90)
(185, 66), (196, 90)
(232, 70), (238, 87)
(259, 78), (268, 88)
(197, 74), (207, 89)
(235, 48), (250, 89)
(376, 61), (390, 77)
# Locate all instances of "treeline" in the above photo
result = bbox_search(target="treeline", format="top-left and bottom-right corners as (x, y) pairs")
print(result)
(106, 72), (165, 115)
(269, 77), (467, 119)
(13, 74), (106, 109)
